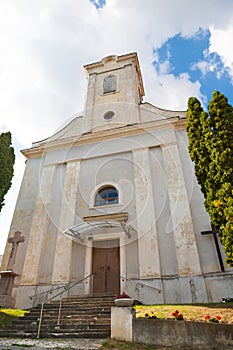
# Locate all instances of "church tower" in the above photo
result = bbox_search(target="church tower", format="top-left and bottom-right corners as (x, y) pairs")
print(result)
(82, 53), (145, 133)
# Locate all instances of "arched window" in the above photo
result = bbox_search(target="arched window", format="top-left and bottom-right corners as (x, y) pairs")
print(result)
(103, 75), (117, 94)
(95, 186), (119, 206)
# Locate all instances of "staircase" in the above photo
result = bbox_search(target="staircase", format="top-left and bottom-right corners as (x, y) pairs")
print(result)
(0, 295), (115, 338)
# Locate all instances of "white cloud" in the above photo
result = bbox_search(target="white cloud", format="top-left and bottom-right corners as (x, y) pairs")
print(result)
(145, 71), (203, 110)
(209, 22), (233, 81)
(191, 54), (226, 80)
(1, 0), (233, 253)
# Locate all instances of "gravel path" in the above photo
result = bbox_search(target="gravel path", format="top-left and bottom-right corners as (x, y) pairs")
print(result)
(0, 338), (105, 349)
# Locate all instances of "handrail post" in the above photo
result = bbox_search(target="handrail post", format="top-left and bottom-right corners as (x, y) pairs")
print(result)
(90, 274), (93, 295)
(57, 297), (62, 326)
(37, 302), (44, 339)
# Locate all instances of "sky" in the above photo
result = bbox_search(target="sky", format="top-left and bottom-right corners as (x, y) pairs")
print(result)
(0, 0), (233, 255)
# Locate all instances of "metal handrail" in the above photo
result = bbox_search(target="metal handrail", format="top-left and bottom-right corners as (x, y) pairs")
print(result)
(120, 276), (162, 293)
(36, 273), (94, 338)
(29, 283), (68, 305)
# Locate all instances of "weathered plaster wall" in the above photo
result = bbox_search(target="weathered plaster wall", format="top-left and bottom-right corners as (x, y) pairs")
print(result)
(150, 146), (178, 277)
(133, 318), (233, 349)
(1, 157), (41, 275)
(176, 129), (228, 273)
(37, 163), (66, 284)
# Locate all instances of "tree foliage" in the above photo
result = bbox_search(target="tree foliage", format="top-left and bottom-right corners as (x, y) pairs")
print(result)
(187, 91), (233, 266)
(0, 132), (15, 212)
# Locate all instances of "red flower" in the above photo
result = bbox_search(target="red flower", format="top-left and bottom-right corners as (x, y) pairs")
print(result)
(172, 310), (184, 320)
(172, 310), (179, 317)
(145, 313), (149, 318)
(115, 292), (131, 299)
(205, 315), (211, 320)
(216, 316), (221, 321)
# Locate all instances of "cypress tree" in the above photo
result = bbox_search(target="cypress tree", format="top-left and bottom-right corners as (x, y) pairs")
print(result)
(186, 97), (210, 198)
(0, 132), (15, 212)
(187, 91), (233, 266)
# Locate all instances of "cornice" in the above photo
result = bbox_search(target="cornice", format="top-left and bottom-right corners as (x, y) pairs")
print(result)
(83, 212), (128, 222)
(21, 117), (186, 159)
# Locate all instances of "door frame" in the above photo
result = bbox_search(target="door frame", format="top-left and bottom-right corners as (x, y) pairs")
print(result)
(84, 232), (126, 295)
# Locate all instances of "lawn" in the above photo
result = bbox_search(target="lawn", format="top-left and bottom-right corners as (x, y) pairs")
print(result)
(0, 308), (29, 328)
(135, 303), (233, 323)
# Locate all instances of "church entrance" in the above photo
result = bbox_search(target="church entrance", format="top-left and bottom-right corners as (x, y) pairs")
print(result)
(92, 239), (120, 294)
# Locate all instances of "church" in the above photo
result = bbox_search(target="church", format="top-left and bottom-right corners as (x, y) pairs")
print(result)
(1, 52), (232, 309)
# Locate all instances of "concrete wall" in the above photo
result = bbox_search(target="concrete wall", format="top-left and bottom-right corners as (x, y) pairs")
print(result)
(111, 307), (135, 342)
(134, 318), (233, 349)
(111, 307), (233, 349)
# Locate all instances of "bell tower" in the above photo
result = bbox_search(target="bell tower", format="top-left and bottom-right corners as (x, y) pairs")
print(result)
(82, 53), (145, 133)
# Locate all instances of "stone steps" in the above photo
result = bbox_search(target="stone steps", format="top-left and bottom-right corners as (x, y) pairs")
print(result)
(0, 295), (115, 338)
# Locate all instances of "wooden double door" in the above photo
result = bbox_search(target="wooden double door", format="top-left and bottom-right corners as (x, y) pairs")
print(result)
(92, 239), (120, 294)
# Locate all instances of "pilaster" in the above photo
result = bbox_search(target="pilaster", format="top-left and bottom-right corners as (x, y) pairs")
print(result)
(133, 148), (161, 278)
(161, 142), (202, 276)
(82, 73), (96, 133)
(21, 164), (56, 284)
(124, 64), (140, 124)
(51, 160), (81, 283)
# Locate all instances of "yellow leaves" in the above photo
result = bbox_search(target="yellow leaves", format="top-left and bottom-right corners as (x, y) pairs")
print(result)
(213, 199), (221, 208)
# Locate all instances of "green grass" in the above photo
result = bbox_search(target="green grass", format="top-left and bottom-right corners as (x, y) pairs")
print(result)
(0, 308), (29, 328)
(135, 303), (233, 323)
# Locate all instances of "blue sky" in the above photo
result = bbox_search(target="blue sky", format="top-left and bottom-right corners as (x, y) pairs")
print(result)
(0, 0), (233, 254)
(153, 29), (233, 107)
(89, 0), (106, 9)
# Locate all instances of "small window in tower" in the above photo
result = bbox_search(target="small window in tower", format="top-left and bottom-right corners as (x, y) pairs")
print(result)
(103, 75), (117, 94)
(95, 186), (119, 206)
(104, 111), (115, 120)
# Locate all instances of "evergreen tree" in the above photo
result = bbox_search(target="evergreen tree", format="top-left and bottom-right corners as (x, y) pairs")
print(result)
(187, 91), (233, 266)
(186, 97), (210, 198)
(0, 132), (15, 212)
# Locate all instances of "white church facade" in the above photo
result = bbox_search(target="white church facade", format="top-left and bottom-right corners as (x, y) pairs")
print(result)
(1, 52), (232, 309)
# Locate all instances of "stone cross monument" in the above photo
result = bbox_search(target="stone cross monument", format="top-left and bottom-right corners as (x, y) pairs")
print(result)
(7, 231), (25, 270)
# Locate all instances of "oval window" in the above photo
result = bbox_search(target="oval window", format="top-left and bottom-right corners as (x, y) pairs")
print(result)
(104, 111), (115, 120)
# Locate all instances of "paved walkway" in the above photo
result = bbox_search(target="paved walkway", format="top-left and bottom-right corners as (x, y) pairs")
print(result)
(0, 338), (105, 349)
